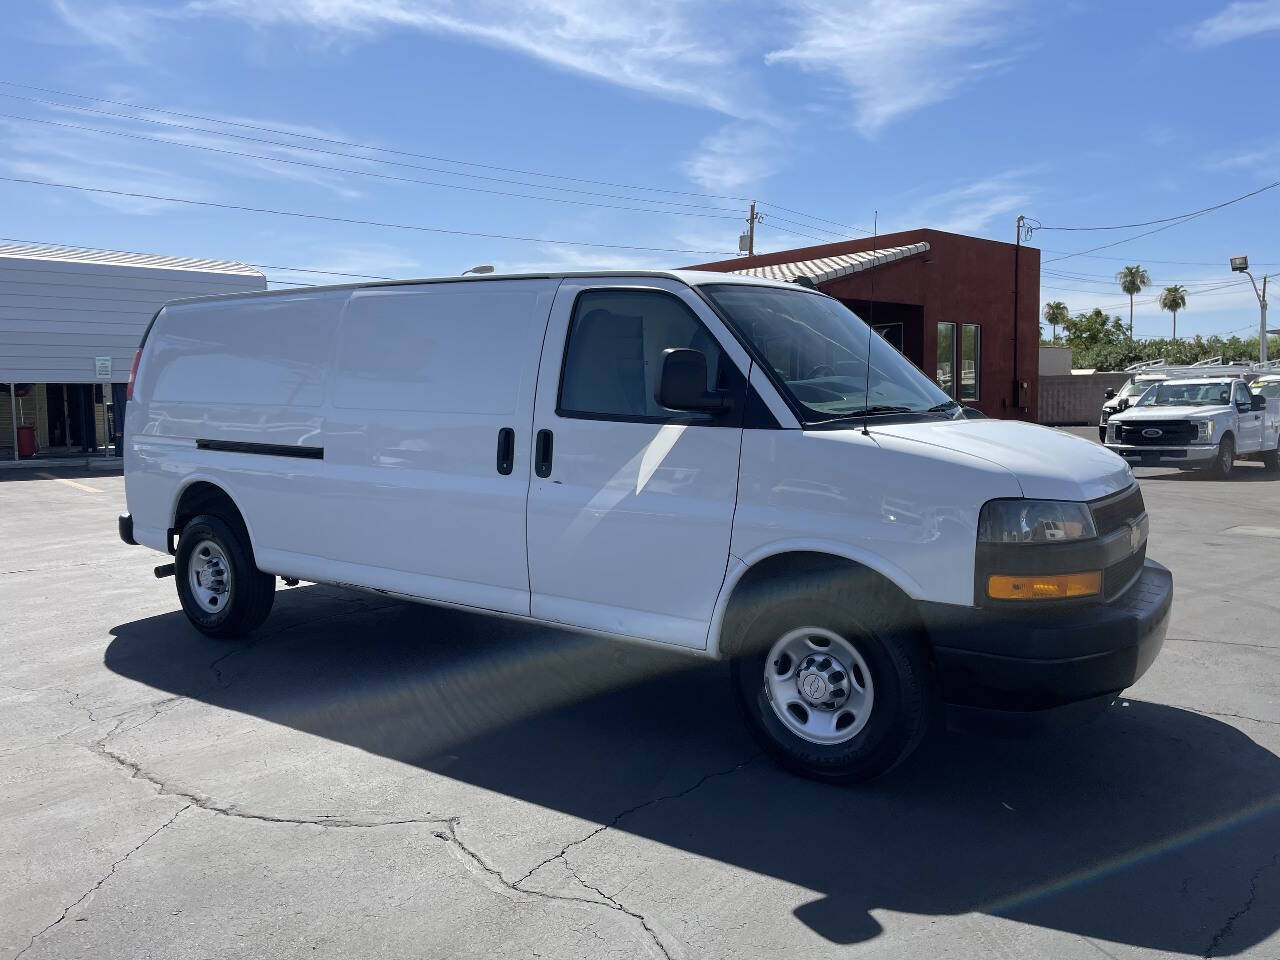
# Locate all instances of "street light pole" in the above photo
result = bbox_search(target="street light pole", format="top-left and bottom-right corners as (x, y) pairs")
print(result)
(1249, 273), (1268, 365)
(1232, 256), (1269, 364)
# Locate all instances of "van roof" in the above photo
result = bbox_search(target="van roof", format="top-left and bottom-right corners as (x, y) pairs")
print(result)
(1161, 377), (1240, 386)
(157, 269), (801, 307)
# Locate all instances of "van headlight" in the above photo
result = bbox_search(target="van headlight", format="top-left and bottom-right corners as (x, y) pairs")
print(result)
(978, 499), (1097, 544)
(1195, 419), (1215, 442)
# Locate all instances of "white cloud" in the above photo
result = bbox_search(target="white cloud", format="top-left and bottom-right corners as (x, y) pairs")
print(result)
(765, 0), (1019, 136)
(46, 0), (170, 59)
(894, 171), (1032, 235)
(680, 122), (785, 193)
(187, 0), (767, 120)
(1190, 1), (1280, 47)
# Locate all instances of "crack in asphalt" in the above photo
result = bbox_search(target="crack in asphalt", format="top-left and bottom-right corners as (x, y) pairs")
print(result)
(1190, 707), (1280, 728)
(432, 820), (675, 960)
(206, 598), (400, 688)
(91, 732), (450, 830)
(1203, 849), (1280, 957)
(12, 804), (191, 960)
(512, 752), (762, 888)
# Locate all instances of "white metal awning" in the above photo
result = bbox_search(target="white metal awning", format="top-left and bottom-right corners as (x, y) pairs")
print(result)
(729, 241), (930, 285)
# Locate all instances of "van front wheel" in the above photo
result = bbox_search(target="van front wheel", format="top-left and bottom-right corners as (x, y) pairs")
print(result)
(728, 574), (932, 783)
(175, 514), (275, 639)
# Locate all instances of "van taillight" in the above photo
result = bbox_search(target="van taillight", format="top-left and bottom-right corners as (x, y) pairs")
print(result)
(126, 349), (141, 400)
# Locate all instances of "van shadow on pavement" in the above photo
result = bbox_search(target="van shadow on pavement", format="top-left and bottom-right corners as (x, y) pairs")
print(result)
(106, 585), (1280, 954)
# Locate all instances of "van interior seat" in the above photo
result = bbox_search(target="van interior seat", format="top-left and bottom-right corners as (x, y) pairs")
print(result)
(561, 308), (646, 415)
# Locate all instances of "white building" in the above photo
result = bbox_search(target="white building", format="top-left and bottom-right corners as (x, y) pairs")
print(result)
(1, 241), (265, 459)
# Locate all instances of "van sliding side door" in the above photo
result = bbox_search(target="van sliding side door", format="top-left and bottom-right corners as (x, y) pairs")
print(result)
(524, 279), (750, 649)
(322, 280), (557, 615)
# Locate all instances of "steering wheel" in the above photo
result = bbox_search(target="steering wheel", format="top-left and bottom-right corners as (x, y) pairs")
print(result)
(804, 363), (836, 379)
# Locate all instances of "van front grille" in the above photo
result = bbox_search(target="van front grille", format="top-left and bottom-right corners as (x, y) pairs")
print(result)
(1090, 484), (1145, 537)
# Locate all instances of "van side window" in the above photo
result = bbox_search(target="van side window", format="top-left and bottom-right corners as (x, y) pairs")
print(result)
(558, 289), (736, 422)
(1233, 382), (1251, 408)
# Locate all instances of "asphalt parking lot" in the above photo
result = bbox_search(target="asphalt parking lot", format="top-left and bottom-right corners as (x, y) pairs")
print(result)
(3, 442), (1279, 960)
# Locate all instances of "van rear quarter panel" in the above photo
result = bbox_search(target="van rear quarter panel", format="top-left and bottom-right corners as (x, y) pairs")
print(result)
(729, 427), (1023, 612)
(126, 290), (347, 554)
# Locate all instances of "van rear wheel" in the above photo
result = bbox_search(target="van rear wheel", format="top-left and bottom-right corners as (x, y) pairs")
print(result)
(727, 569), (932, 783)
(175, 514), (275, 639)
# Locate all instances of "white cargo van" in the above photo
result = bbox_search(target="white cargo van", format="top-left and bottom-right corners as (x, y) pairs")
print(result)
(119, 271), (1170, 781)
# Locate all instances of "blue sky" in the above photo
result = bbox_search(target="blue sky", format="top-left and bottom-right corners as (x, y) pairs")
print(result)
(2, 0), (1278, 339)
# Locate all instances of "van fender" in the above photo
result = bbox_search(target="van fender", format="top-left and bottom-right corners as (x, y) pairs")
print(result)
(705, 539), (925, 659)
(168, 471), (261, 554)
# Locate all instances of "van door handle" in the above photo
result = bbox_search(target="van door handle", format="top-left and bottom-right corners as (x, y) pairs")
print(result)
(535, 429), (554, 478)
(496, 427), (515, 475)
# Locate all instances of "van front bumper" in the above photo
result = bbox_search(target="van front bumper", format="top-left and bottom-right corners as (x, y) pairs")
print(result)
(1105, 443), (1215, 467)
(920, 559), (1171, 714)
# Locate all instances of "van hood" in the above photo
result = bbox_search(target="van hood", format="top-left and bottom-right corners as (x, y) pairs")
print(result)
(1111, 404), (1229, 421)
(869, 418), (1132, 502)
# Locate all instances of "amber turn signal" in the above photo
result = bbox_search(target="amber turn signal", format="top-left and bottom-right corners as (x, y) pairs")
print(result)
(987, 571), (1101, 600)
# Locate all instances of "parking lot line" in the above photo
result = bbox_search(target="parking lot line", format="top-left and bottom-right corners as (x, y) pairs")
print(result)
(35, 473), (103, 494)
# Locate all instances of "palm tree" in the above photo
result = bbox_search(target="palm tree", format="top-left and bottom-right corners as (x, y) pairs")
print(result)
(1116, 265), (1152, 339)
(1042, 301), (1069, 342)
(1159, 285), (1188, 340)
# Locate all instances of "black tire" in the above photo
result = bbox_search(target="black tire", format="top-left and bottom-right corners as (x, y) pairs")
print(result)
(725, 565), (933, 783)
(175, 514), (275, 639)
(1208, 434), (1236, 480)
(1262, 443), (1279, 474)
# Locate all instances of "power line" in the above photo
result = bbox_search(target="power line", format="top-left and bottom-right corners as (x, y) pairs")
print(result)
(755, 220), (843, 244)
(1032, 180), (1280, 232)
(1042, 269), (1253, 288)
(0, 78), (869, 240)
(756, 202), (870, 236)
(1041, 249), (1280, 267)
(0, 176), (740, 256)
(0, 111), (744, 222)
(0, 79), (759, 206)
(1040, 181), (1280, 265)
(0, 97), (740, 214)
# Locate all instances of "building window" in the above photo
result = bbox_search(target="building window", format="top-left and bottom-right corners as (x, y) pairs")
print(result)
(873, 323), (904, 354)
(936, 322), (956, 398)
(960, 323), (980, 401)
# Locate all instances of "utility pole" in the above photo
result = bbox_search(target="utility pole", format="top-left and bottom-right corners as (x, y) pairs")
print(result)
(1012, 215), (1023, 414)
(740, 202), (762, 257)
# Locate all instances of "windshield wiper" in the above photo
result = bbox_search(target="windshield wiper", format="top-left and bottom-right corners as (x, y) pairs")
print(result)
(827, 405), (913, 418)
(927, 400), (960, 412)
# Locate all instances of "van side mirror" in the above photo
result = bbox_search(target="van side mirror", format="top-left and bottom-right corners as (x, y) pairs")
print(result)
(657, 348), (730, 413)
(1251, 394), (1267, 411)
(1104, 388), (1116, 400)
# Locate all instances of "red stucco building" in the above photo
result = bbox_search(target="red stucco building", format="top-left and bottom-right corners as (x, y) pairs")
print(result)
(687, 228), (1041, 421)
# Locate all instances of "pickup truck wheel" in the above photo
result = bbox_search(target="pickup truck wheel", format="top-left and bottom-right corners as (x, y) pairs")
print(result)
(727, 572), (932, 783)
(175, 514), (275, 639)
(1208, 435), (1236, 480)
(1262, 444), (1280, 473)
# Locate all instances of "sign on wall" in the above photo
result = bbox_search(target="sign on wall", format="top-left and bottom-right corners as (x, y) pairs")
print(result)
(95, 357), (112, 380)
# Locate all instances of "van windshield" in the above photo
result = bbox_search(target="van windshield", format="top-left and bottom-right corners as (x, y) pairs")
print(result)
(700, 283), (956, 423)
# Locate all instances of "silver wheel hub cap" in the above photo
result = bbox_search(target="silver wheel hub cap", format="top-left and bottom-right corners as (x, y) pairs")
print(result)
(188, 540), (231, 614)
(764, 627), (873, 745)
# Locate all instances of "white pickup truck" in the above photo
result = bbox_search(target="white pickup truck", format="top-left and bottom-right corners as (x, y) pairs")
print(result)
(1105, 376), (1280, 478)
